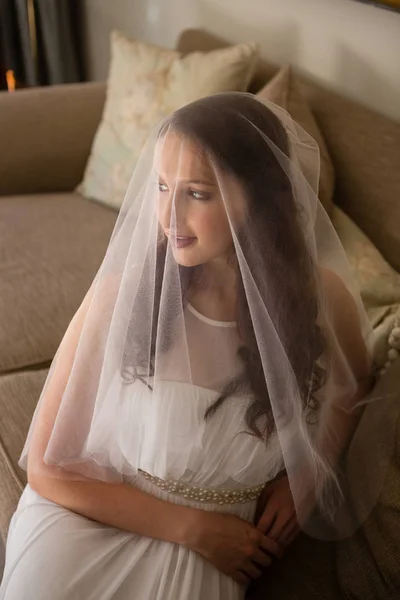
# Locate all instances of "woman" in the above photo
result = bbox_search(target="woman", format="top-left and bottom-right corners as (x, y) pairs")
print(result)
(0, 93), (375, 599)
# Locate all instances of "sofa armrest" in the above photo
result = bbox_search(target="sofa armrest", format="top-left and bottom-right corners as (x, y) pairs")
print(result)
(0, 82), (106, 196)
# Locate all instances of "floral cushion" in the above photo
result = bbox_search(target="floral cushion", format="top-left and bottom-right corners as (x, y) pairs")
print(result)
(78, 31), (258, 210)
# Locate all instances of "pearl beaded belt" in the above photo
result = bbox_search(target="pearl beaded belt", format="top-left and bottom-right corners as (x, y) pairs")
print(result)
(138, 469), (265, 505)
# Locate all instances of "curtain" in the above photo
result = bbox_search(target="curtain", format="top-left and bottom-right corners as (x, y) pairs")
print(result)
(0, 0), (84, 88)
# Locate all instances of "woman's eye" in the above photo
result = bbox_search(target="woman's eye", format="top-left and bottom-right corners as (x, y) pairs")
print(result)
(158, 183), (168, 193)
(189, 189), (211, 201)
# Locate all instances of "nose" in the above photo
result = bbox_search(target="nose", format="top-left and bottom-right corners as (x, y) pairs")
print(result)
(159, 187), (187, 231)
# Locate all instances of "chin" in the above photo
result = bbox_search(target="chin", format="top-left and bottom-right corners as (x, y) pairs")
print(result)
(171, 249), (203, 268)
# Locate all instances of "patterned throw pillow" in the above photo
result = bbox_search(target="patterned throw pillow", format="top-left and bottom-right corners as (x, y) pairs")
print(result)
(78, 31), (258, 210)
(257, 65), (335, 216)
(332, 205), (400, 370)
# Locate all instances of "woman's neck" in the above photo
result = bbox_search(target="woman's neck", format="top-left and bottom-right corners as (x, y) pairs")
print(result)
(188, 257), (238, 321)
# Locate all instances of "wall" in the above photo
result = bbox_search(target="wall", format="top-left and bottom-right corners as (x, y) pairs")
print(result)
(83, 0), (400, 121)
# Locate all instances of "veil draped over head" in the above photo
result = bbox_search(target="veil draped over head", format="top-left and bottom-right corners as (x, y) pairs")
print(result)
(21, 92), (389, 541)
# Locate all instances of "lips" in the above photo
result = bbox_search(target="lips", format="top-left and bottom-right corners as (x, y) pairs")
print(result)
(166, 232), (197, 249)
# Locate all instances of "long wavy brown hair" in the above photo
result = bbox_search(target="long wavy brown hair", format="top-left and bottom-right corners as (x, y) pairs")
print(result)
(121, 93), (327, 440)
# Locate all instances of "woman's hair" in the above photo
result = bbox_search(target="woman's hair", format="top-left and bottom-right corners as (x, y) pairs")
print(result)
(122, 93), (327, 440)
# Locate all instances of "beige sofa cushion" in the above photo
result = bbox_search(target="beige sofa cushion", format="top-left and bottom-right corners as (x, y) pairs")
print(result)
(0, 82), (106, 196)
(298, 81), (400, 273)
(257, 66), (335, 216)
(0, 369), (48, 543)
(78, 31), (259, 210)
(0, 193), (117, 374)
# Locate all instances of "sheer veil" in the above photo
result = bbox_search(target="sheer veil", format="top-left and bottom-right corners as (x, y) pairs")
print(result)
(20, 92), (390, 540)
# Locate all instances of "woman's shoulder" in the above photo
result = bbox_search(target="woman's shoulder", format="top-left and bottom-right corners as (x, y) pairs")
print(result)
(319, 268), (372, 385)
(318, 268), (362, 329)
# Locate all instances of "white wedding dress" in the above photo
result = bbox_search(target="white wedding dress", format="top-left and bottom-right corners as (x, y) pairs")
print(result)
(0, 304), (283, 600)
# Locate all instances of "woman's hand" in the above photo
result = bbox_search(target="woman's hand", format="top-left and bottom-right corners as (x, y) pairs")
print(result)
(186, 510), (284, 586)
(255, 475), (300, 548)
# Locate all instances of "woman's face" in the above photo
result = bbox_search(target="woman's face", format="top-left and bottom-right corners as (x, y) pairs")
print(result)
(155, 131), (244, 268)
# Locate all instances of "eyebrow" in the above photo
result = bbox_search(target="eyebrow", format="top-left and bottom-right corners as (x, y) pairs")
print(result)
(158, 175), (217, 187)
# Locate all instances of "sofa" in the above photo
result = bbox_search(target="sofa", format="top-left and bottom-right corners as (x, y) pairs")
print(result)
(1, 27), (399, 599)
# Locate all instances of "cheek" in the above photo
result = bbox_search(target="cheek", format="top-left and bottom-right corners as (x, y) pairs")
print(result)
(156, 195), (172, 229)
(192, 206), (232, 246)
(156, 201), (166, 227)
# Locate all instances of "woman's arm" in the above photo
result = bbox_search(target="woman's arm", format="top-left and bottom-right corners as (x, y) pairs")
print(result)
(29, 473), (199, 547)
(29, 470), (283, 586)
(315, 268), (374, 465)
(255, 269), (374, 544)
(26, 273), (199, 547)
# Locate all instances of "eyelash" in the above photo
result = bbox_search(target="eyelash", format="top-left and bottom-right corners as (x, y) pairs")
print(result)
(158, 183), (211, 201)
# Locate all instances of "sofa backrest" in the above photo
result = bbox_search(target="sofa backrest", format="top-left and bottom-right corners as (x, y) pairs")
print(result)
(177, 29), (400, 272)
(0, 82), (106, 197)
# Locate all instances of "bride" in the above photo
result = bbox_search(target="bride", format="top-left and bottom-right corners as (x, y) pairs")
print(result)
(0, 92), (375, 599)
